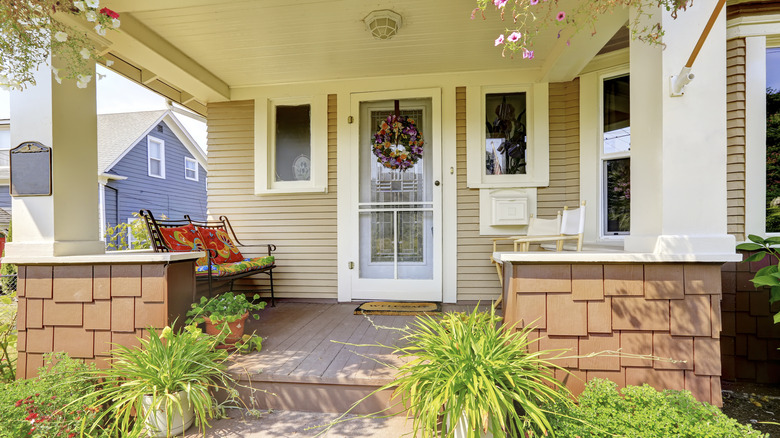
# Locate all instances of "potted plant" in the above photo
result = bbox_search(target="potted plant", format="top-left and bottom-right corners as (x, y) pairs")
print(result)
(186, 292), (266, 347)
(84, 325), (235, 437)
(378, 307), (573, 438)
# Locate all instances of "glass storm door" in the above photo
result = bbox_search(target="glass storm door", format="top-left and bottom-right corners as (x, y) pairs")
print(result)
(351, 96), (442, 301)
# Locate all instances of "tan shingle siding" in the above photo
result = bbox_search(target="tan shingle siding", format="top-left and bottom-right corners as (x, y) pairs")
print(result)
(727, 37), (747, 241)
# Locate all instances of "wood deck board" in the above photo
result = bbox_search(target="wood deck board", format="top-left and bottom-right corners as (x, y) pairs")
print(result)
(289, 306), (366, 378)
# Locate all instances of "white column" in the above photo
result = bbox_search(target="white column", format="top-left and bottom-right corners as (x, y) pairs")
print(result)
(624, 3), (735, 254)
(6, 61), (104, 257)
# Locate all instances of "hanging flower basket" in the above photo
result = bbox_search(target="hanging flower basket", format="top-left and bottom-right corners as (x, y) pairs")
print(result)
(372, 114), (424, 171)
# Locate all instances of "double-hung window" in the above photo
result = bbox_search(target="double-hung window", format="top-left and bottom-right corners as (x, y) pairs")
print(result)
(601, 74), (630, 236)
(184, 157), (198, 181)
(147, 136), (165, 179)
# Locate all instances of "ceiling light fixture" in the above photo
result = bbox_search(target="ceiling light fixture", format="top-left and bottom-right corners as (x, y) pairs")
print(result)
(364, 10), (403, 40)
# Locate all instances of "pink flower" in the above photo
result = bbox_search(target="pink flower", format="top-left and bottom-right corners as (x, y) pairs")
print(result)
(494, 34), (505, 46)
(556, 11), (566, 21)
(493, 0), (507, 8)
(523, 49), (535, 59)
(530, 0), (539, 4)
(507, 31), (521, 42)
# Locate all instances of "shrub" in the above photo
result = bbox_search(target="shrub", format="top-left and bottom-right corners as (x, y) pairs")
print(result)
(0, 291), (16, 383)
(547, 379), (766, 437)
(0, 353), (108, 438)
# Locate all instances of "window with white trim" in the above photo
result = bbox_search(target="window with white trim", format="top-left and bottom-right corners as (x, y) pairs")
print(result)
(601, 74), (630, 236)
(147, 136), (165, 178)
(184, 157), (198, 181)
(256, 95), (328, 194)
(766, 47), (780, 232)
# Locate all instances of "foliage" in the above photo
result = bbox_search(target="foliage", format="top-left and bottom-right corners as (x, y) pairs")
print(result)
(766, 89), (780, 232)
(84, 325), (235, 437)
(105, 212), (152, 251)
(546, 379), (767, 437)
(0, 353), (108, 438)
(0, 292), (16, 383)
(379, 307), (573, 437)
(736, 235), (780, 324)
(472, 0), (693, 59)
(0, 0), (120, 90)
(186, 292), (266, 325)
(606, 158), (631, 232)
(1, 219), (16, 294)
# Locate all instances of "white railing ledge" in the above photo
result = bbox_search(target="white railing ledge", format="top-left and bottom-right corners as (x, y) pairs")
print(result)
(4, 250), (205, 265)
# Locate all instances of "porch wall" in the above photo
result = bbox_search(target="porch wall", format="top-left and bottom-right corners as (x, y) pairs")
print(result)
(720, 255), (780, 383)
(456, 81), (581, 301)
(16, 260), (194, 379)
(503, 262), (723, 406)
(726, 37), (747, 242)
(206, 98), (339, 299)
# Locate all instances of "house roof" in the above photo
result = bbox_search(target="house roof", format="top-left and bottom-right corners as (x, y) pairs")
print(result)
(98, 109), (207, 174)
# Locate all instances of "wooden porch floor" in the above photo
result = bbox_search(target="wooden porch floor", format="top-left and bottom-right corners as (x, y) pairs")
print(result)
(225, 301), (477, 414)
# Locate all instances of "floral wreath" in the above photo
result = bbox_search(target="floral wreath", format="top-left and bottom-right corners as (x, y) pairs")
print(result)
(372, 115), (424, 171)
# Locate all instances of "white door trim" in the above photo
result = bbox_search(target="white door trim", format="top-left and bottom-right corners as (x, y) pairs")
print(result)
(340, 88), (443, 302)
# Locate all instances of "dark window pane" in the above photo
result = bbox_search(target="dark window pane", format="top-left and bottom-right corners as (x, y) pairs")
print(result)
(603, 75), (630, 154)
(485, 92), (527, 175)
(767, 48), (780, 232)
(605, 158), (630, 234)
(275, 105), (311, 182)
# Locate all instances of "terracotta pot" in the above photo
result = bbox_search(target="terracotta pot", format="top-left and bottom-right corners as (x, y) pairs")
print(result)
(204, 312), (249, 345)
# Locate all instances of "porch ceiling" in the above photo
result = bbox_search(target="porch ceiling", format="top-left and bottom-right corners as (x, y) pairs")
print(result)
(100, 0), (623, 104)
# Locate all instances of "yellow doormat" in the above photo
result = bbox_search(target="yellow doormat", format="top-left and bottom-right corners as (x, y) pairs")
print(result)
(354, 301), (441, 316)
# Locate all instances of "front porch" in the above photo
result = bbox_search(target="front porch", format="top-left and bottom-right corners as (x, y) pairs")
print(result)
(225, 301), (478, 414)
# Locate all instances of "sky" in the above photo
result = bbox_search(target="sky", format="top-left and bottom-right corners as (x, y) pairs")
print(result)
(768, 48), (780, 91)
(0, 65), (208, 150)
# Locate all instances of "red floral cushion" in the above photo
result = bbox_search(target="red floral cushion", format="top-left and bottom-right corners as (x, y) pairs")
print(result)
(159, 224), (208, 266)
(197, 226), (244, 264)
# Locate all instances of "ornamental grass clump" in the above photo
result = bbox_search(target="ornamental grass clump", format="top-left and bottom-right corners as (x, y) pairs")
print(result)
(384, 307), (573, 437)
(83, 325), (235, 437)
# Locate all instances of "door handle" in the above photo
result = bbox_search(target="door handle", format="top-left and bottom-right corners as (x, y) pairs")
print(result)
(434, 180), (440, 186)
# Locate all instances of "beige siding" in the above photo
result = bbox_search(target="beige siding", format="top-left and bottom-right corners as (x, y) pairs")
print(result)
(538, 79), (581, 216)
(727, 38), (746, 241)
(455, 83), (581, 301)
(206, 98), (339, 298)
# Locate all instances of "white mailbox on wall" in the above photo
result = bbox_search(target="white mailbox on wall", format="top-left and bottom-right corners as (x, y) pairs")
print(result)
(491, 195), (529, 226)
(479, 188), (537, 235)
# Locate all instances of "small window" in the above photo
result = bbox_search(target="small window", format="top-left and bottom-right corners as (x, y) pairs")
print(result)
(184, 157), (198, 181)
(766, 48), (780, 232)
(147, 136), (165, 178)
(274, 104), (311, 182)
(602, 75), (630, 236)
(485, 92), (527, 176)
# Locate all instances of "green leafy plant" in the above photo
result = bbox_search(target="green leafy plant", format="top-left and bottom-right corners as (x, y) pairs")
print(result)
(186, 292), (266, 325)
(0, 292), (16, 383)
(0, 353), (109, 438)
(736, 235), (780, 323)
(374, 307), (573, 437)
(1, 220), (16, 295)
(104, 212), (152, 251)
(473, 0), (692, 59)
(83, 325), (236, 437)
(547, 379), (766, 437)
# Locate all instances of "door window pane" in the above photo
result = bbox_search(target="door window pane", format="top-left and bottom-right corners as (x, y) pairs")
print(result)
(275, 105), (311, 182)
(485, 92), (527, 175)
(766, 48), (780, 232)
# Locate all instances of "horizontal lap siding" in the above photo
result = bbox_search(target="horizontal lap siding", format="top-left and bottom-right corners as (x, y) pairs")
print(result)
(207, 98), (338, 298)
(456, 83), (580, 301)
(455, 87), (503, 301)
(727, 38), (746, 241)
(538, 80), (580, 216)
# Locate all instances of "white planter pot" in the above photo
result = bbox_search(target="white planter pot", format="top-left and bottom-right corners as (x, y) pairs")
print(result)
(450, 411), (494, 438)
(141, 391), (194, 437)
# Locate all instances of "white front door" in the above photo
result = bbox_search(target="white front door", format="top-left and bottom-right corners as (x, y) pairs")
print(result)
(349, 90), (442, 301)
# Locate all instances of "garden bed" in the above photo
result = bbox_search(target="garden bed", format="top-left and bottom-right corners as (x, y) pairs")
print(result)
(723, 381), (780, 437)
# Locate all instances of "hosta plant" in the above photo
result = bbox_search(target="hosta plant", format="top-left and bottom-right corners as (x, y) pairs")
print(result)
(737, 235), (780, 324)
(380, 307), (573, 437)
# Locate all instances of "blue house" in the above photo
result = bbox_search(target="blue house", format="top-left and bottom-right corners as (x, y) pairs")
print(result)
(98, 110), (207, 245)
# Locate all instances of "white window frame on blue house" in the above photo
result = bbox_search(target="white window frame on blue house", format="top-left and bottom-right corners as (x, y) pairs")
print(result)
(184, 156), (198, 181)
(147, 135), (165, 179)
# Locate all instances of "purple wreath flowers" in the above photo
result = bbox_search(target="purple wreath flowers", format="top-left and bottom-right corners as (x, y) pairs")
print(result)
(372, 114), (424, 171)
